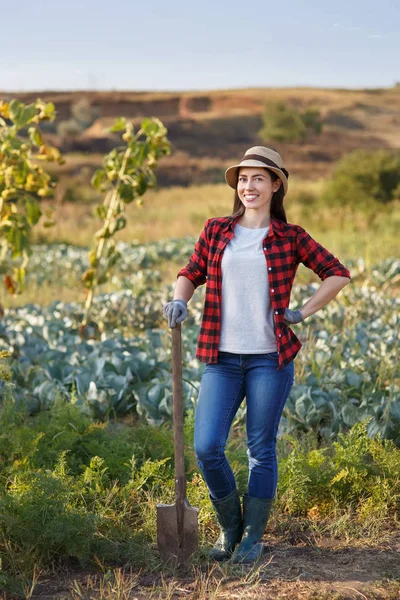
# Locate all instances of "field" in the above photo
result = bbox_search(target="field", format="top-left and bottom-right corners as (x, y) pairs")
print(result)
(0, 174), (400, 597)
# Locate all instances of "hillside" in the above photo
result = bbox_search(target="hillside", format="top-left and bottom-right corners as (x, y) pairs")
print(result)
(2, 87), (400, 187)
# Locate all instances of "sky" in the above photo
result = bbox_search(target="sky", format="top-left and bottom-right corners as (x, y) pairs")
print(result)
(1, 0), (399, 91)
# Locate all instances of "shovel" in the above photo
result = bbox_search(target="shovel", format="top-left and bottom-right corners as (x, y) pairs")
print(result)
(156, 323), (199, 563)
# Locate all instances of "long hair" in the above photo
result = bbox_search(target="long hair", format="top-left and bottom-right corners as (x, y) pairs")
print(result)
(231, 169), (287, 223)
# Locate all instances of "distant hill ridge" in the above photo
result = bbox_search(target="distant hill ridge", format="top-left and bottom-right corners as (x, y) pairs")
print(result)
(2, 87), (400, 186)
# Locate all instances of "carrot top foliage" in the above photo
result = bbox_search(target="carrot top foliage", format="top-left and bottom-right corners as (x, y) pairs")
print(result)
(0, 389), (399, 596)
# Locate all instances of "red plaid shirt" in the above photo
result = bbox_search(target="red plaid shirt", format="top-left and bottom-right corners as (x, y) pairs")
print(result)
(177, 215), (350, 369)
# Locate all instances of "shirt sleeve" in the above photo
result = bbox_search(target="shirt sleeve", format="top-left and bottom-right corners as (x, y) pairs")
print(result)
(176, 219), (210, 288)
(296, 226), (351, 281)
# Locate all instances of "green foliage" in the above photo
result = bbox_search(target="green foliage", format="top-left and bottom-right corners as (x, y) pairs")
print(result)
(71, 97), (99, 130)
(0, 395), (399, 593)
(0, 399), (176, 482)
(321, 149), (400, 206)
(258, 101), (322, 143)
(57, 98), (99, 138)
(0, 400), (173, 591)
(302, 109), (323, 135)
(0, 350), (12, 382)
(277, 419), (400, 521)
(2, 469), (97, 564)
(0, 98), (64, 294)
(81, 117), (170, 332)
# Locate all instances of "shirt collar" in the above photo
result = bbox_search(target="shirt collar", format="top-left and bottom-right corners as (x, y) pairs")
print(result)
(225, 215), (287, 237)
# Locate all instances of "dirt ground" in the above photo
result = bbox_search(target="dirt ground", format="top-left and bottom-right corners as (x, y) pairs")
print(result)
(18, 532), (400, 600)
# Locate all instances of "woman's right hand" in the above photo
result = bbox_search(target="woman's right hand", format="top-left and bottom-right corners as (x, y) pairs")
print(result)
(283, 308), (303, 326)
(163, 299), (188, 328)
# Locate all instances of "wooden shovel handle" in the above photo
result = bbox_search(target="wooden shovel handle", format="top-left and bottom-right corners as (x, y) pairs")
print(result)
(172, 324), (186, 501)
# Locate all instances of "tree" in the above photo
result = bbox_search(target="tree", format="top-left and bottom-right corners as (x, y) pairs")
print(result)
(71, 97), (99, 130)
(57, 98), (99, 138)
(321, 149), (400, 206)
(258, 101), (322, 143)
(57, 119), (83, 139)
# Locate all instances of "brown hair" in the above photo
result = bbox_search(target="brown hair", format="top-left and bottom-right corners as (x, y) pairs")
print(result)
(231, 169), (287, 223)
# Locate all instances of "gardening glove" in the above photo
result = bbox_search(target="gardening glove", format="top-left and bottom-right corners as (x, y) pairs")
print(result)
(283, 308), (304, 326)
(163, 299), (188, 328)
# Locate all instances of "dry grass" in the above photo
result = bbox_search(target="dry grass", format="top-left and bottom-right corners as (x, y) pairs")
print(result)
(0, 282), (89, 309)
(33, 180), (400, 260)
(1, 178), (397, 308)
(32, 183), (235, 246)
(12, 530), (400, 600)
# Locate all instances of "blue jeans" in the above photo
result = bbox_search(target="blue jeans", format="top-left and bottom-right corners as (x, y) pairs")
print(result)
(194, 351), (294, 501)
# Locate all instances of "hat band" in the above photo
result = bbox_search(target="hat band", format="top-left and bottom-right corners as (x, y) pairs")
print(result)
(240, 154), (289, 179)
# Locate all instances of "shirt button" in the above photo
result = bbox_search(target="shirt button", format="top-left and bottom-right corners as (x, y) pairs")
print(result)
(279, 334), (282, 338)
(263, 247), (267, 251)
(268, 267), (272, 270)
(275, 310), (279, 315)
(271, 289), (275, 293)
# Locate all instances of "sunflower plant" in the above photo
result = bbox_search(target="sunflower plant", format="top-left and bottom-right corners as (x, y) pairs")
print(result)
(0, 98), (64, 294)
(80, 116), (170, 336)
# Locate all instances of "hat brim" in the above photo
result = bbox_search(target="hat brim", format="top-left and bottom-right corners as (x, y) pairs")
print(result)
(225, 160), (288, 196)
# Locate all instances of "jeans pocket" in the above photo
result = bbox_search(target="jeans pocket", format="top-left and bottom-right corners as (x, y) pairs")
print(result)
(266, 351), (279, 359)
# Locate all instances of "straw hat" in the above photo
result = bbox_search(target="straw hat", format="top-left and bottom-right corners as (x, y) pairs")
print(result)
(225, 146), (289, 196)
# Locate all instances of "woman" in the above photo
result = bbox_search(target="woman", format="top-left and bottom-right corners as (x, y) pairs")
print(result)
(163, 146), (350, 564)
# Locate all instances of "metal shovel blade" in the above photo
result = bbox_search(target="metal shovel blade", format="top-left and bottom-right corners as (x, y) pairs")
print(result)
(157, 499), (199, 563)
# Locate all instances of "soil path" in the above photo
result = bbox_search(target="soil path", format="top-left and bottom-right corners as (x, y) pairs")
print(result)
(20, 533), (400, 599)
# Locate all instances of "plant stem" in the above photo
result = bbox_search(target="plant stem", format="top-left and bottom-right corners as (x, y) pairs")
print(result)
(82, 146), (131, 327)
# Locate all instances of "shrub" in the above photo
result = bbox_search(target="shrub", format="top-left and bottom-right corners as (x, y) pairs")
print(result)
(258, 101), (322, 143)
(57, 118), (83, 138)
(321, 149), (400, 206)
(57, 99), (99, 139)
(71, 98), (99, 130)
(301, 109), (323, 135)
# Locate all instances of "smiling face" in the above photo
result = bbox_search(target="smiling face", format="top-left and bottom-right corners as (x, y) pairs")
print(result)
(237, 167), (281, 214)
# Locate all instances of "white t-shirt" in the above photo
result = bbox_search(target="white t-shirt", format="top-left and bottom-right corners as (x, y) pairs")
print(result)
(218, 223), (277, 354)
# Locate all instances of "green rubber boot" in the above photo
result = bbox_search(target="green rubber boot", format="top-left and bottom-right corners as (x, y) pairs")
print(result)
(209, 488), (243, 561)
(231, 494), (273, 564)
